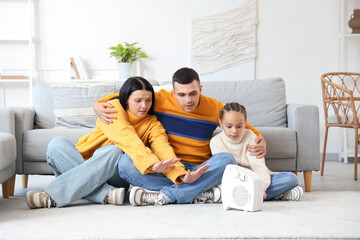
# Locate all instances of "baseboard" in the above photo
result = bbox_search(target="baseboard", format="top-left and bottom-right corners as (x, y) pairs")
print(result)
(339, 156), (357, 164)
(322, 152), (339, 161)
(323, 152), (358, 163)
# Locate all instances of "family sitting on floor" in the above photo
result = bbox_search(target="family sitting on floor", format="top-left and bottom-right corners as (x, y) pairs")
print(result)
(26, 67), (303, 209)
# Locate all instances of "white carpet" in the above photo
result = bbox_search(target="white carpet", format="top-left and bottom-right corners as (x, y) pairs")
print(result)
(0, 191), (360, 239)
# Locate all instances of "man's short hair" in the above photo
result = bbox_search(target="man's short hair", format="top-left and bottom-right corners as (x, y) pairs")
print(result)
(172, 67), (200, 87)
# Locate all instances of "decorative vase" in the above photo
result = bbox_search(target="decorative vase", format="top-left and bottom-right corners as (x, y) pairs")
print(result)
(348, 9), (360, 34)
(117, 62), (132, 80)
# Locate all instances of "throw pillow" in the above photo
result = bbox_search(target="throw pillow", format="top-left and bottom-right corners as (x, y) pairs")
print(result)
(52, 82), (117, 128)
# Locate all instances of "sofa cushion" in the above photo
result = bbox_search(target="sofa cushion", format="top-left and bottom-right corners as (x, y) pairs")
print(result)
(201, 78), (287, 127)
(22, 128), (92, 162)
(52, 82), (120, 128)
(257, 127), (297, 159)
(153, 84), (173, 92)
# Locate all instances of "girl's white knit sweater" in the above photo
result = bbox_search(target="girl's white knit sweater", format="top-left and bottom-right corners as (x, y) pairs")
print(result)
(210, 129), (271, 191)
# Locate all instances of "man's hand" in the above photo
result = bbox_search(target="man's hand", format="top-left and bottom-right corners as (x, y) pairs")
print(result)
(247, 136), (267, 158)
(149, 158), (181, 173)
(94, 102), (117, 124)
(180, 164), (211, 184)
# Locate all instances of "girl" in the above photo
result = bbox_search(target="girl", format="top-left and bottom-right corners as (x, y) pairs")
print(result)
(210, 102), (303, 201)
(26, 77), (187, 208)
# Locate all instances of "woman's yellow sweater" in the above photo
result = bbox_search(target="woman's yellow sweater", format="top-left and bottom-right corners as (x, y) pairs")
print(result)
(76, 99), (186, 184)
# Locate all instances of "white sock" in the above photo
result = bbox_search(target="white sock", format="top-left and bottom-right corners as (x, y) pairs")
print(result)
(156, 193), (171, 205)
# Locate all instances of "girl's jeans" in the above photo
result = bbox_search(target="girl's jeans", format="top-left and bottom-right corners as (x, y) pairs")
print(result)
(265, 172), (298, 200)
(44, 136), (129, 207)
(118, 152), (236, 204)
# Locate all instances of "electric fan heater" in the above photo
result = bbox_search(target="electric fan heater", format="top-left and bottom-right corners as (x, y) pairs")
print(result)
(221, 164), (263, 212)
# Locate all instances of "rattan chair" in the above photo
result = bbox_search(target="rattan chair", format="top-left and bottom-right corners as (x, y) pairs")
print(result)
(321, 72), (360, 180)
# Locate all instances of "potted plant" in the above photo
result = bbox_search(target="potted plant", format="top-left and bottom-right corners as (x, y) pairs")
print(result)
(108, 42), (148, 79)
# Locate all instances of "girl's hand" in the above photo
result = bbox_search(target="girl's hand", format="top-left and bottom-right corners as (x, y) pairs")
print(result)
(94, 102), (118, 124)
(247, 136), (266, 158)
(180, 164), (211, 184)
(149, 158), (181, 173)
(263, 191), (267, 199)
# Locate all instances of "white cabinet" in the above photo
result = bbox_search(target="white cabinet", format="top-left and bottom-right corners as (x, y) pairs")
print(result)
(0, 0), (36, 106)
(339, 0), (360, 163)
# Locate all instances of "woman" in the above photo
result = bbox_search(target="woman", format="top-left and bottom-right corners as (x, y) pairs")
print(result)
(26, 77), (187, 209)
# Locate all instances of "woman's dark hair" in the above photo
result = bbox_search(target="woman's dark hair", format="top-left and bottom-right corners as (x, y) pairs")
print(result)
(172, 67), (200, 87)
(118, 76), (155, 115)
(220, 102), (247, 121)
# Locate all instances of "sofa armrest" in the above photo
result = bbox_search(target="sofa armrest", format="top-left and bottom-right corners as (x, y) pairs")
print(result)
(0, 132), (16, 185)
(0, 108), (15, 135)
(11, 107), (35, 174)
(287, 104), (320, 171)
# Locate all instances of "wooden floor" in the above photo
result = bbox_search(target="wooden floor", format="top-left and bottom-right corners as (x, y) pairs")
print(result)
(298, 160), (360, 192)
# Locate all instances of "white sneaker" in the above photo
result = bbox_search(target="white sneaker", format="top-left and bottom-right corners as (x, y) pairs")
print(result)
(26, 191), (55, 209)
(129, 186), (170, 206)
(281, 186), (304, 201)
(106, 188), (125, 205)
(193, 185), (222, 204)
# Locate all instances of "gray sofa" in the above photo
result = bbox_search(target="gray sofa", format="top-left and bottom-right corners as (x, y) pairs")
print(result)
(0, 108), (16, 198)
(10, 77), (320, 193)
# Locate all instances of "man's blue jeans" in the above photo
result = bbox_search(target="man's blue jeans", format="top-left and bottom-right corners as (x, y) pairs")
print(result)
(265, 172), (298, 200)
(44, 136), (129, 207)
(118, 152), (236, 204)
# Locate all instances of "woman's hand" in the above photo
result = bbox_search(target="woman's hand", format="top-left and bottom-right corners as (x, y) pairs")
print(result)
(149, 158), (181, 173)
(247, 136), (267, 158)
(94, 102), (117, 124)
(263, 191), (267, 199)
(179, 164), (211, 184)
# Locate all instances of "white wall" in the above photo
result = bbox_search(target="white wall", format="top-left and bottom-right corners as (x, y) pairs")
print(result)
(37, 0), (191, 83)
(257, 0), (360, 156)
(256, 0), (341, 154)
(36, 0), (254, 83)
(2, 0), (360, 155)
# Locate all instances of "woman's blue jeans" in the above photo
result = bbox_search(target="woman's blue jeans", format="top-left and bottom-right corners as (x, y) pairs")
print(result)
(44, 136), (129, 207)
(118, 152), (236, 204)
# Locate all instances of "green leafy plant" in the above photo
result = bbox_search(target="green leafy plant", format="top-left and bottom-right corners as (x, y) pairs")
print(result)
(108, 42), (148, 63)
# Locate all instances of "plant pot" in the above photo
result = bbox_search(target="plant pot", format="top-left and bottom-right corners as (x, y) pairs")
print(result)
(349, 9), (360, 34)
(117, 62), (132, 80)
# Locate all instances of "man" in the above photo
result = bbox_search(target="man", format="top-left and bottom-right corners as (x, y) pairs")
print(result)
(94, 67), (266, 205)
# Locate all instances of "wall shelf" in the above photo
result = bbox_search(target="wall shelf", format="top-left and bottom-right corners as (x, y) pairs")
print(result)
(0, 79), (30, 83)
(0, 35), (29, 41)
(71, 78), (120, 83)
(338, 0), (360, 163)
(0, 0), (36, 107)
(343, 34), (360, 38)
